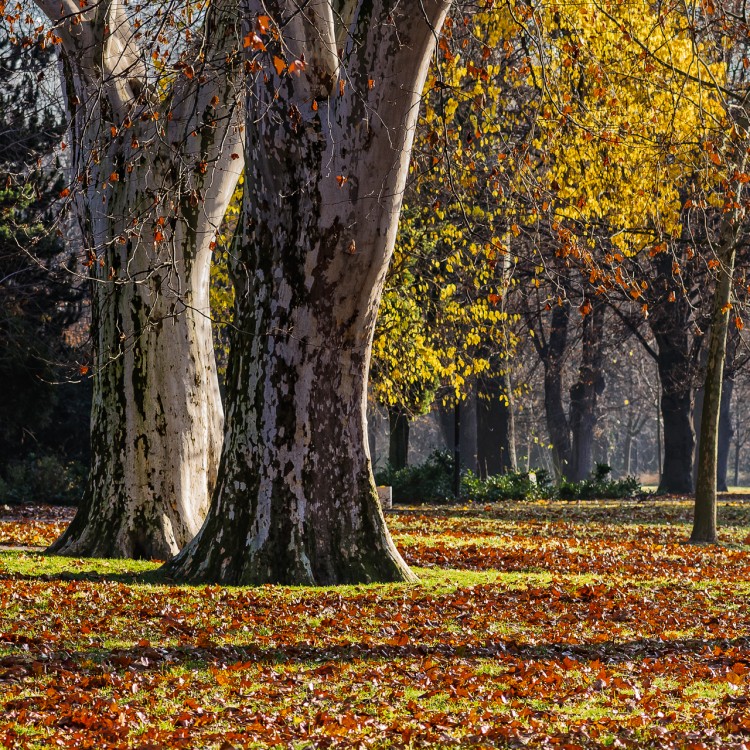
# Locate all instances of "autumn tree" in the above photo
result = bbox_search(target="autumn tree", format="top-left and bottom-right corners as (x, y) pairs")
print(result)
(23, 0), (244, 557)
(166, 0), (452, 585)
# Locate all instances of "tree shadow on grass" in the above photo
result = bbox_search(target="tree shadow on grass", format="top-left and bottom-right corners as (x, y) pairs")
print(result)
(3, 633), (749, 682)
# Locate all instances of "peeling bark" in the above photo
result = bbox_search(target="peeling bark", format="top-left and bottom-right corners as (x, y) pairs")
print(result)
(167, 0), (451, 584)
(41, 0), (244, 558)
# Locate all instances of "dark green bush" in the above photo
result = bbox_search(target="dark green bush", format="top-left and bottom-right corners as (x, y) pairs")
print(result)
(375, 450), (455, 503)
(557, 463), (641, 500)
(461, 469), (554, 502)
(0, 454), (85, 505)
(376, 455), (641, 504)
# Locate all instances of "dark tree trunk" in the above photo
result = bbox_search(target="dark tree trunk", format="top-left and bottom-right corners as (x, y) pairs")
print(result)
(650, 293), (695, 495)
(543, 303), (572, 480)
(165, 0), (450, 585)
(476, 370), (516, 477)
(568, 300), (606, 482)
(388, 406), (410, 470)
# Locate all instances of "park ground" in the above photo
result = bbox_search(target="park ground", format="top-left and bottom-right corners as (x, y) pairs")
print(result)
(1, 500), (750, 748)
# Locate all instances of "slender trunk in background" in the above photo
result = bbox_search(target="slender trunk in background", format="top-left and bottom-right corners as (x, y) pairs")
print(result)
(38, 0), (243, 558)
(166, 0), (451, 584)
(717, 376), (734, 492)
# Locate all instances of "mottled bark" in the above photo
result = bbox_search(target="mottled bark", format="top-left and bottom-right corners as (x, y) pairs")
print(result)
(476, 370), (516, 477)
(568, 300), (605, 482)
(42, 0), (243, 558)
(166, 0), (450, 584)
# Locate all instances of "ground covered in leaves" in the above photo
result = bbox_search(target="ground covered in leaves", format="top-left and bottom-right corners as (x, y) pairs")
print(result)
(1, 499), (750, 749)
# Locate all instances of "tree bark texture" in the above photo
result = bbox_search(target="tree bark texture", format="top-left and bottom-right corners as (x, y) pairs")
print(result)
(41, 0), (243, 558)
(166, 0), (451, 584)
(476, 370), (516, 477)
(568, 300), (606, 482)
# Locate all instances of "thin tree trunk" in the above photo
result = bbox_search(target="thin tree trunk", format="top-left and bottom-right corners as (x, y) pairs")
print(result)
(734, 405), (741, 487)
(166, 0), (450, 584)
(717, 376), (734, 492)
(692, 228), (741, 542)
(42, 0), (242, 557)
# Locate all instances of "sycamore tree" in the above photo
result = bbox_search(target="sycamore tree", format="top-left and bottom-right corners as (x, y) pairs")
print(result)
(166, 0), (452, 585)
(13, 0), (245, 558)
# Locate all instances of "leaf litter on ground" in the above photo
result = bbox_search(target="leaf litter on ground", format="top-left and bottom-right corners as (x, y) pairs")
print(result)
(0, 499), (750, 748)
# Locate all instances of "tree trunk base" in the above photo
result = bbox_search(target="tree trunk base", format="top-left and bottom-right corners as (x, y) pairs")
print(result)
(47, 493), (188, 560)
(162, 482), (417, 586)
(685, 536), (719, 546)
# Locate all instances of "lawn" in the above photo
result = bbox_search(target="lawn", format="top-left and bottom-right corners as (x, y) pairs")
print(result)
(1, 499), (750, 748)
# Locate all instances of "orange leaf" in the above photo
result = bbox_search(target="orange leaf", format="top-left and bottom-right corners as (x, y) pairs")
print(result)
(243, 33), (265, 51)
(288, 59), (306, 75)
(273, 56), (286, 76)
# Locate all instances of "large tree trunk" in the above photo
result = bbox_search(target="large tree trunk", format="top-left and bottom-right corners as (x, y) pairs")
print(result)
(476, 370), (516, 477)
(166, 0), (450, 584)
(568, 300), (606, 482)
(42, 0), (242, 558)
(388, 406), (410, 470)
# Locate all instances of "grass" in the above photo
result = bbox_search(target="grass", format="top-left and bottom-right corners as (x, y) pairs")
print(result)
(1, 498), (750, 748)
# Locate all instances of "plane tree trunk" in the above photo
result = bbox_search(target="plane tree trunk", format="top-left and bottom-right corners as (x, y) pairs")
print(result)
(39, 0), (243, 558)
(166, 0), (450, 584)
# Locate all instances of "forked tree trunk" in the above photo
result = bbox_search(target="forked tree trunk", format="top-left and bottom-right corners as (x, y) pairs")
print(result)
(41, 0), (243, 558)
(166, 0), (450, 584)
